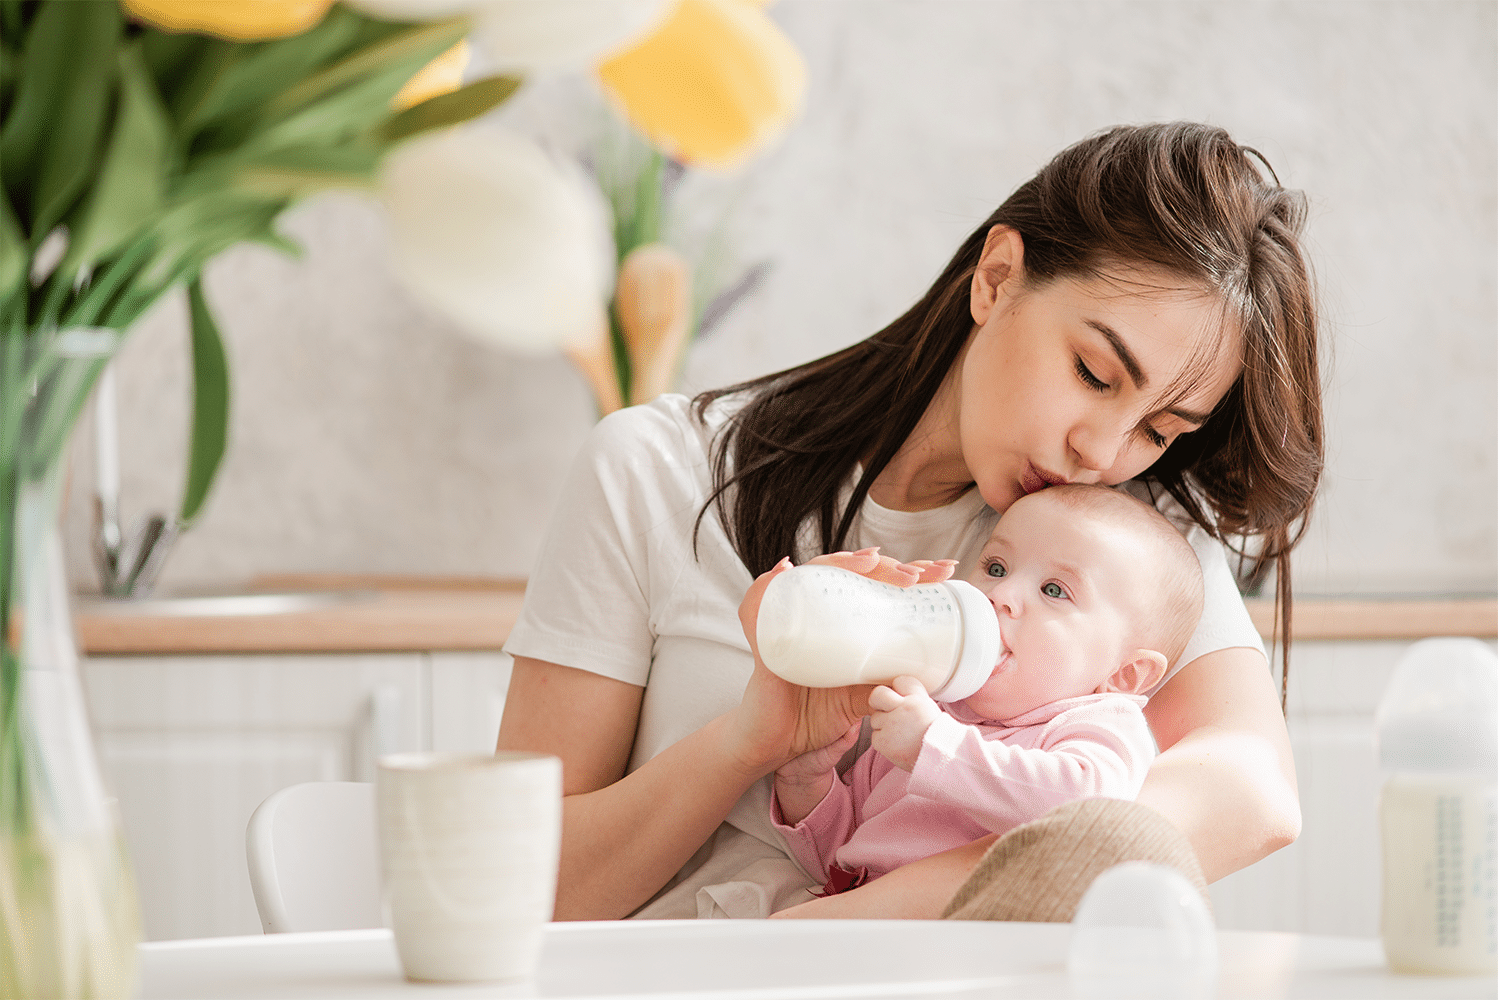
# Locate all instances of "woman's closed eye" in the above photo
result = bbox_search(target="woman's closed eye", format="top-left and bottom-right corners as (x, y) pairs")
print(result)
(1075, 356), (1109, 392)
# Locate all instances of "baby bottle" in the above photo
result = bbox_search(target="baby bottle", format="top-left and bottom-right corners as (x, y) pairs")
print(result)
(1375, 636), (1497, 975)
(754, 564), (1000, 702)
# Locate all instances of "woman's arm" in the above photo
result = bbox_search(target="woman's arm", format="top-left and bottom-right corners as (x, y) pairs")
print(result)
(497, 656), (773, 921)
(1136, 645), (1301, 882)
(499, 551), (958, 920)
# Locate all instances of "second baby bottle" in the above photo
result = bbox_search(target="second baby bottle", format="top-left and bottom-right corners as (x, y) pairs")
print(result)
(755, 564), (1001, 702)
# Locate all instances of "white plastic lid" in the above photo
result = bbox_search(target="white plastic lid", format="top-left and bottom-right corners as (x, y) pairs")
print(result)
(928, 580), (1000, 702)
(1376, 637), (1497, 776)
(1068, 862), (1218, 1000)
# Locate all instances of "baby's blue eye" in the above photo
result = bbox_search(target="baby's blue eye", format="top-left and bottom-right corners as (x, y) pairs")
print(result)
(986, 562), (1006, 578)
(1042, 582), (1066, 599)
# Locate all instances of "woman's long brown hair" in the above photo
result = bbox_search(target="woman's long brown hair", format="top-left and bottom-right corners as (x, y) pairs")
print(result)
(694, 122), (1324, 711)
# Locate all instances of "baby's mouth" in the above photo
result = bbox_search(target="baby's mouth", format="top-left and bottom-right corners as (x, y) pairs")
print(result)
(991, 645), (1013, 676)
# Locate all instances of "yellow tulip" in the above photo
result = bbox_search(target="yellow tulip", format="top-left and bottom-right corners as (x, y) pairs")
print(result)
(597, 0), (805, 170)
(121, 0), (334, 39)
(391, 40), (470, 110)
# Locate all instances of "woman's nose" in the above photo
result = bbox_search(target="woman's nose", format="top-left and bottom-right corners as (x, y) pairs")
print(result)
(1068, 415), (1130, 474)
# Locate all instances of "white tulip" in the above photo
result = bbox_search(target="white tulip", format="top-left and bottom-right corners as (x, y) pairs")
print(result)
(379, 126), (615, 353)
(467, 0), (674, 73)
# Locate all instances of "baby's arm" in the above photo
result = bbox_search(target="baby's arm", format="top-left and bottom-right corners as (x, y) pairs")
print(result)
(868, 675), (942, 770)
(773, 722), (861, 825)
(909, 703), (1155, 832)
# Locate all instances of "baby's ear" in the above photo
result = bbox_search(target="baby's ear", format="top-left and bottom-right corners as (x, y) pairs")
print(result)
(1101, 650), (1169, 696)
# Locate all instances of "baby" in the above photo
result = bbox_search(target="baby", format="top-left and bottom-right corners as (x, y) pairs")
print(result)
(767, 483), (1204, 898)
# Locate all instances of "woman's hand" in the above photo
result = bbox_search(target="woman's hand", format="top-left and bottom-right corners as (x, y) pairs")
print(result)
(729, 548), (957, 776)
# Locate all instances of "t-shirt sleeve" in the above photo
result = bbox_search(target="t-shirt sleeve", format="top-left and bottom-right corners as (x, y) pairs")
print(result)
(503, 404), (694, 687)
(1168, 519), (1267, 680)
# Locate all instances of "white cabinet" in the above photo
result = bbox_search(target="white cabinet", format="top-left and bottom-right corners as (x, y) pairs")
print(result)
(81, 638), (1490, 941)
(81, 650), (512, 941)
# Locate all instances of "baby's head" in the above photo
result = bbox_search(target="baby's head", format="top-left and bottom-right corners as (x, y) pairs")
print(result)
(961, 484), (1204, 721)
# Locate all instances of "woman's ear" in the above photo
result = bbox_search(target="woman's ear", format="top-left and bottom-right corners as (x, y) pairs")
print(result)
(1099, 650), (1169, 696)
(970, 225), (1025, 326)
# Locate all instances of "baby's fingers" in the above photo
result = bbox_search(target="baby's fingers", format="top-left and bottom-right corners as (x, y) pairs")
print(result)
(890, 674), (929, 698)
(868, 684), (902, 713)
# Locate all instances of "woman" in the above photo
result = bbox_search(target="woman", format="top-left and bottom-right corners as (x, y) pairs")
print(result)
(497, 121), (1322, 920)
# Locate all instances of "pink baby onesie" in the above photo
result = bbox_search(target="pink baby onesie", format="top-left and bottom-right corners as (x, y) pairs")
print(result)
(771, 692), (1155, 887)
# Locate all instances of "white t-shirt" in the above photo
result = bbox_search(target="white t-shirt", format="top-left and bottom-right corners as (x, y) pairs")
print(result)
(504, 394), (1265, 918)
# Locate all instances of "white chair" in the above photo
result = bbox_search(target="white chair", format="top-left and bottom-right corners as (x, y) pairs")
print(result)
(246, 781), (383, 933)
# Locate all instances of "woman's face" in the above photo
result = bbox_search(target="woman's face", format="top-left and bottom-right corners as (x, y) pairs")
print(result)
(958, 228), (1241, 515)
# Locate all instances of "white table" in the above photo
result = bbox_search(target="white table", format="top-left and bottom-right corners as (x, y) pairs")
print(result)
(138, 920), (1496, 999)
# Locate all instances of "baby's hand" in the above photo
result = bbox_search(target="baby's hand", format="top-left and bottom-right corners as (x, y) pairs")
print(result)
(868, 676), (941, 771)
(773, 722), (862, 826)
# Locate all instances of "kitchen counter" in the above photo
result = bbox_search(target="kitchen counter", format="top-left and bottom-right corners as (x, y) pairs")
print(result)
(76, 575), (527, 655)
(74, 575), (1496, 655)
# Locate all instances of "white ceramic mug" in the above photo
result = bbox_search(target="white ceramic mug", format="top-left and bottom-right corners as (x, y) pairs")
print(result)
(376, 751), (562, 983)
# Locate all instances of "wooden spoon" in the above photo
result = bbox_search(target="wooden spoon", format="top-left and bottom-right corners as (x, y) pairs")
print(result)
(615, 243), (691, 406)
(563, 309), (624, 416)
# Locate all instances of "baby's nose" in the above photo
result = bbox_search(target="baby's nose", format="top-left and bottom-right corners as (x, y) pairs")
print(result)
(985, 579), (1022, 617)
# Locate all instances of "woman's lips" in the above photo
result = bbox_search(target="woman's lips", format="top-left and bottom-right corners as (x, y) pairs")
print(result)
(1021, 463), (1065, 495)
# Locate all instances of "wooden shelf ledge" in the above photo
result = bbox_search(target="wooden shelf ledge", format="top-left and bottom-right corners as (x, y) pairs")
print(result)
(75, 575), (1496, 655)
(1244, 597), (1496, 641)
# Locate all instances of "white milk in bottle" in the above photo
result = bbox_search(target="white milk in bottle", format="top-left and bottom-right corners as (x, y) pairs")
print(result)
(754, 564), (1000, 702)
(1375, 637), (1497, 975)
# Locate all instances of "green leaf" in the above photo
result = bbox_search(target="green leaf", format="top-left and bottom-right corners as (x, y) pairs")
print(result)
(0, 0), (123, 238)
(262, 16), (467, 126)
(140, 27), (207, 96)
(0, 1), (25, 45)
(177, 5), (367, 148)
(181, 279), (230, 526)
(163, 36), (236, 136)
(0, 192), (22, 298)
(132, 190), (283, 301)
(232, 143), (384, 199)
(62, 42), (172, 278)
(376, 74), (523, 147)
(247, 59), (437, 156)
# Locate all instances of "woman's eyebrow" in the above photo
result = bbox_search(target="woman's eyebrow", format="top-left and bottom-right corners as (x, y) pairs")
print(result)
(1087, 319), (1213, 427)
(1085, 320), (1144, 388)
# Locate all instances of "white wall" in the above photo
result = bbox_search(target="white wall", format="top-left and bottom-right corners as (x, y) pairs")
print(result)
(63, 0), (1496, 598)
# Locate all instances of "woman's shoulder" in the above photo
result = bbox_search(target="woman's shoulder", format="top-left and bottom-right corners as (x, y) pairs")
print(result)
(589, 392), (744, 458)
(568, 393), (751, 513)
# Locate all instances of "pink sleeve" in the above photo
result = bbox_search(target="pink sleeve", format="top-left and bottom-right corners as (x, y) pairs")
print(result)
(904, 701), (1156, 834)
(770, 752), (878, 883)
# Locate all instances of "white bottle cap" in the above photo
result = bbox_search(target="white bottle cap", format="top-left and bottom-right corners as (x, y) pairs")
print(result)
(1069, 861), (1218, 999)
(1376, 637), (1497, 776)
(927, 580), (1000, 702)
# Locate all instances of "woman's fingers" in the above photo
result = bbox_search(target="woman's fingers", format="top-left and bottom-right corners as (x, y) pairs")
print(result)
(830, 720), (863, 753)
(908, 558), (960, 583)
(739, 556), (794, 655)
(808, 548), (919, 586)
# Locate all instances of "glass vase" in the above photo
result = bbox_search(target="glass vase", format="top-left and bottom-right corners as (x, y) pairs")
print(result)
(2, 328), (140, 999)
